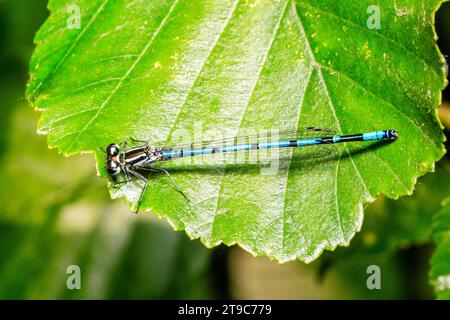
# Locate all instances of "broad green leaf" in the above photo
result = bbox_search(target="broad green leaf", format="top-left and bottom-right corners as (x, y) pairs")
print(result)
(28, 0), (448, 262)
(430, 197), (450, 300)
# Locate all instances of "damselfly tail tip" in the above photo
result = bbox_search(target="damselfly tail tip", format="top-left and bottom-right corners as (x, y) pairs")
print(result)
(388, 130), (398, 140)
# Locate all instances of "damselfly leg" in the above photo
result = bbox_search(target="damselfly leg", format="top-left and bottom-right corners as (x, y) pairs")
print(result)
(120, 167), (189, 213)
(120, 141), (128, 156)
(129, 137), (149, 145)
(136, 167), (190, 203)
(125, 168), (148, 213)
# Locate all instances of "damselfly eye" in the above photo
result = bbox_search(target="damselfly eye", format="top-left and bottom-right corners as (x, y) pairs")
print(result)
(388, 130), (398, 140)
(106, 160), (121, 176)
(106, 143), (120, 157)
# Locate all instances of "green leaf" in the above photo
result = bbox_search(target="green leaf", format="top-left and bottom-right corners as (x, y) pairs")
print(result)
(430, 198), (450, 299)
(28, 0), (448, 262)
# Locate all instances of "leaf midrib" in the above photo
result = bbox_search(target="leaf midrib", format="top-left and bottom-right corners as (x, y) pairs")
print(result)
(209, 0), (291, 241)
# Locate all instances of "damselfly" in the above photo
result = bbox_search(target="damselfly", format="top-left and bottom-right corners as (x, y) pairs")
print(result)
(105, 128), (397, 212)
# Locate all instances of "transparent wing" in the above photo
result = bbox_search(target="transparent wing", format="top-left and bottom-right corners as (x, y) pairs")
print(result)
(160, 126), (336, 150)
(141, 127), (340, 169)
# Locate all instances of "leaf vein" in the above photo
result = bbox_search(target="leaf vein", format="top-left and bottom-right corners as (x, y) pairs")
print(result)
(280, 61), (314, 254)
(294, 4), (360, 241)
(64, 0), (180, 152)
(30, 0), (111, 99)
(211, 0), (290, 238)
(163, 0), (241, 145)
(334, 157), (345, 240)
(300, 1), (440, 78)
(321, 65), (439, 149)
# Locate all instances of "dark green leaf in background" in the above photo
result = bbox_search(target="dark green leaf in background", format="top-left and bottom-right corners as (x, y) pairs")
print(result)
(338, 162), (450, 257)
(27, 0), (448, 262)
(0, 0), (219, 300)
(430, 198), (450, 299)
(316, 162), (450, 299)
(0, 102), (214, 299)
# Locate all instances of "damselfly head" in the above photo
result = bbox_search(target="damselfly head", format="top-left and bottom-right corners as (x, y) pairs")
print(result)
(106, 143), (121, 176)
(387, 130), (398, 140)
(106, 143), (120, 157)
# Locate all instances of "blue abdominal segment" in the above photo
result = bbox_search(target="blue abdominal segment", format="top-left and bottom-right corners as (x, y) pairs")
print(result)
(162, 130), (397, 159)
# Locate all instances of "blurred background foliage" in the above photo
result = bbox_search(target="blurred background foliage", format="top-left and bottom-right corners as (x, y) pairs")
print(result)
(0, 0), (449, 299)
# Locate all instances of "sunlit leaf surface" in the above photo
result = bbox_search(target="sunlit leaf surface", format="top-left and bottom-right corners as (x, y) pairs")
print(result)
(28, 0), (447, 262)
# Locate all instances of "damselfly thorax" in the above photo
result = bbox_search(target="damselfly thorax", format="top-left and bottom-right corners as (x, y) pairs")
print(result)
(106, 143), (165, 176)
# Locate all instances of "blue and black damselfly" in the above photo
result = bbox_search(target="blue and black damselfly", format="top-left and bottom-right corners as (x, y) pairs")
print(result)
(105, 128), (397, 212)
